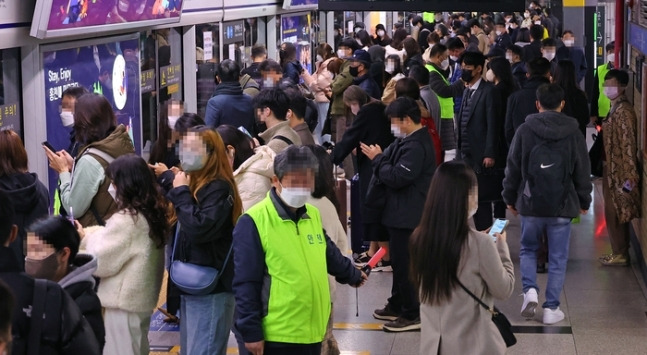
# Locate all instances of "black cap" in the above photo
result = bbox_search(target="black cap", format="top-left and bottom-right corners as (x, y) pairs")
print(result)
(350, 49), (371, 66)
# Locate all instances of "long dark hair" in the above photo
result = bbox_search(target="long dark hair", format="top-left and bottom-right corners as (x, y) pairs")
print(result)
(554, 60), (584, 97)
(74, 93), (117, 145)
(305, 145), (340, 212)
(107, 154), (170, 248)
(279, 42), (298, 69)
(488, 57), (519, 97)
(409, 161), (477, 305)
(149, 99), (184, 164)
(215, 125), (255, 171)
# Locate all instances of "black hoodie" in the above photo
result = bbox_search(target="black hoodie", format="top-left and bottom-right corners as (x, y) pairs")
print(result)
(502, 111), (592, 218)
(0, 173), (49, 270)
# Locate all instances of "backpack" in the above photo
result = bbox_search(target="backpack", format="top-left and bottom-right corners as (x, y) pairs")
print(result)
(523, 136), (571, 215)
(305, 99), (319, 132)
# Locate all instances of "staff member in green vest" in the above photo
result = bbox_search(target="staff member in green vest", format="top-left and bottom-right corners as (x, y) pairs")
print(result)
(590, 42), (615, 125)
(426, 43), (466, 159)
(233, 145), (366, 355)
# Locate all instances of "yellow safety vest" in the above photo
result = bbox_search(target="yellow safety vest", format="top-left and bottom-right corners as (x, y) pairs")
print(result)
(596, 63), (611, 117)
(426, 64), (455, 120)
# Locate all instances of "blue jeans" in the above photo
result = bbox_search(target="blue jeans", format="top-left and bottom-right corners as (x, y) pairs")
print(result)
(180, 292), (235, 355)
(520, 216), (572, 309)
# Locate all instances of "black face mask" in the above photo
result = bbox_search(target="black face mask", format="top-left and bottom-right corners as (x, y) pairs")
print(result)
(349, 66), (360, 77)
(461, 69), (474, 83)
(256, 121), (267, 133)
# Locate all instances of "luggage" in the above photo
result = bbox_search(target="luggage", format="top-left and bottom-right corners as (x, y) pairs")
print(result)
(350, 174), (365, 255)
(335, 175), (348, 234)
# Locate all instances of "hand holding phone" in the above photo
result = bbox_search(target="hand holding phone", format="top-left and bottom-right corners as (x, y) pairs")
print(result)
(42, 141), (56, 152)
(488, 219), (509, 242)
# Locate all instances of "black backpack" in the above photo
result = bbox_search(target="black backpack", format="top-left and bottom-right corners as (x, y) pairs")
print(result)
(522, 136), (572, 215)
(305, 99), (319, 132)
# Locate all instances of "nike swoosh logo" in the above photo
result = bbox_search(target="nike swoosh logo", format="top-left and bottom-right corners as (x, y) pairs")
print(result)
(540, 163), (555, 169)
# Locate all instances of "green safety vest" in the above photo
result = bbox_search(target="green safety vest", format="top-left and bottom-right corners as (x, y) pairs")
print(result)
(425, 64), (455, 120)
(596, 63), (611, 117)
(245, 195), (331, 344)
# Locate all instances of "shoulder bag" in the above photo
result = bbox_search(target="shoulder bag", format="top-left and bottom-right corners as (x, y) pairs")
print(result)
(458, 281), (517, 347)
(169, 221), (233, 295)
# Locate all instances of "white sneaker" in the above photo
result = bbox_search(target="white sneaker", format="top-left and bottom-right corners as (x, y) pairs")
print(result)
(521, 288), (538, 319)
(543, 307), (565, 325)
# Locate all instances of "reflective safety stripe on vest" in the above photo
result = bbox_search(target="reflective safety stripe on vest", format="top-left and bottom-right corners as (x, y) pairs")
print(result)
(426, 64), (455, 120)
(245, 196), (331, 344)
(596, 64), (611, 117)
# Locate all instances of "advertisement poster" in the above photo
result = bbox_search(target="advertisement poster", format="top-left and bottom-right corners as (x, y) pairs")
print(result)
(281, 14), (312, 74)
(47, 0), (183, 30)
(42, 38), (142, 203)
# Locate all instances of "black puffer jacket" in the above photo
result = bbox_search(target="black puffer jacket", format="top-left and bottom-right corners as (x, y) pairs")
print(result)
(0, 247), (100, 355)
(371, 127), (436, 229)
(166, 179), (235, 294)
(0, 173), (49, 270)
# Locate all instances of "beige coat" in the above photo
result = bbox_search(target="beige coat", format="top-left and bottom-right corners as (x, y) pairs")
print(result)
(420, 229), (515, 355)
(234, 145), (275, 211)
(259, 121), (302, 154)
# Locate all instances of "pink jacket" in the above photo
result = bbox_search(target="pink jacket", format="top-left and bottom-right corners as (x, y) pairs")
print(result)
(304, 58), (334, 103)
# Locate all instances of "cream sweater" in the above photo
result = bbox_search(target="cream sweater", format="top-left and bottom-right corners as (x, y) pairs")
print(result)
(81, 210), (164, 313)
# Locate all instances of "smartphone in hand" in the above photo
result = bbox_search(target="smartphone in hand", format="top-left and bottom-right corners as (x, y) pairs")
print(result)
(42, 141), (56, 152)
(488, 219), (509, 242)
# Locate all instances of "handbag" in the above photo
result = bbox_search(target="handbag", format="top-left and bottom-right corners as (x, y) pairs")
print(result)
(589, 128), (603, 177)
(169, 222), (233, 295)
(458, 281), (517, 347)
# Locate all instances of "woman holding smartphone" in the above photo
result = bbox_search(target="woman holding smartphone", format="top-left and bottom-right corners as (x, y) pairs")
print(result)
(409, 161), (515, 354)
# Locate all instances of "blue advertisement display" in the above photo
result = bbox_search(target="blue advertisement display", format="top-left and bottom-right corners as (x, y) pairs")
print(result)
(42, 38), (142, 205)
(281, 14), (312, 74)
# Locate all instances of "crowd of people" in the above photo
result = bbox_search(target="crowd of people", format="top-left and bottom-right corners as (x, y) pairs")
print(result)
(0, 5), (641, 355)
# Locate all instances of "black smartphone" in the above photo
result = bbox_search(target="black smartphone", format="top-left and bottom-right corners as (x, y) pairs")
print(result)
(42, 141), (56, 152)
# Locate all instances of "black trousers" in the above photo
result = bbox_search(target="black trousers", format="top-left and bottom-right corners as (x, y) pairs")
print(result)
(386, 227), (420, 320)
(264, 342), (322, 355)
(473, 200), (507, 231)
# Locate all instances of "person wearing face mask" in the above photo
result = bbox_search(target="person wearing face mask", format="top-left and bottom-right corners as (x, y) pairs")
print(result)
(360, 97), (436, 332)
(25, 216), (105, 351)
(382, 55), (407, 105)
(78, 154), (169, 355)
(0, 191), (101, 355)
(598, 70), (641, 266)
(333, 86), (395, 269)
(233, 146), (366, 355)
(426, 44), (465, 156)
(205, 59), (257, 137)
(503, 84), (592, 325)
(486, 21), (512, 58)
(590, 42), (616, 125)
(555, 30), (587, 84)
(373, 23), (392, 47)
(456, 51), (506, 231)
(507, 45), (527, 87)
(330, 39), (358, 156)
(411, 161), (514, 355)
(148, 100), (185, 172)
(44, 94), (135, 228)
(160, 128), (243, 355)
(0, 130), (49, 271)
(253, 88), (302, 154)
(540, 38), (558, 76)
(349, 50), (381, 100)
(60, 86), (89, 158)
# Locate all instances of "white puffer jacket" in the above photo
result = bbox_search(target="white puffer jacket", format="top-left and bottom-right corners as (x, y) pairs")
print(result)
(235, 145), (276, 211)
(81, 210), (164, 313)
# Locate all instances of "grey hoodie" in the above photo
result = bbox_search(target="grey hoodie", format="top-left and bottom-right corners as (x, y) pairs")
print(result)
(502, 110), (592, 218)
(59, 253), (98, 290)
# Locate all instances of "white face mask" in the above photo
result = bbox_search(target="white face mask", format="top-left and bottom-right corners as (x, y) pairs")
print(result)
(543, 52), (555, 61)
(316, 54), (323, 62)
(350, 103), (361, 116)
(467, 194), (478, 218)
(505, 53), (513, 63)
(391, 124), (406, 138)
(564, 39), (574, 47)
(607, 53), (615, 63)
(263, 78), (275, 88)
(495, 30), (502, 36)
(534, 21), (542, 25)
(337, 49), (347, 58)
(450, 55), (459, 62)
(485, 69), (496, 82)
(603, 86), (620, 100)
(108, 183), (118, 202)
(180, 148), (207, 172)
(60, 111), (74, 127)
(356, 39), (363, 46)
(385, 64), (395, 74)
(279, 183), (311, 208)
(440, 58), (450, 70)
(524, 12), (530, 19)
(377, 30), (385, 37)
(168, 115), (180, 129)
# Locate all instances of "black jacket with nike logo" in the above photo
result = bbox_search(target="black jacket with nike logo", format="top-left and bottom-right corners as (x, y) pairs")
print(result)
(502, 111), (592, 218)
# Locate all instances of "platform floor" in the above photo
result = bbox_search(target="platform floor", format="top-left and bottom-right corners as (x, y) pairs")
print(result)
(149, 176), (647, 355)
